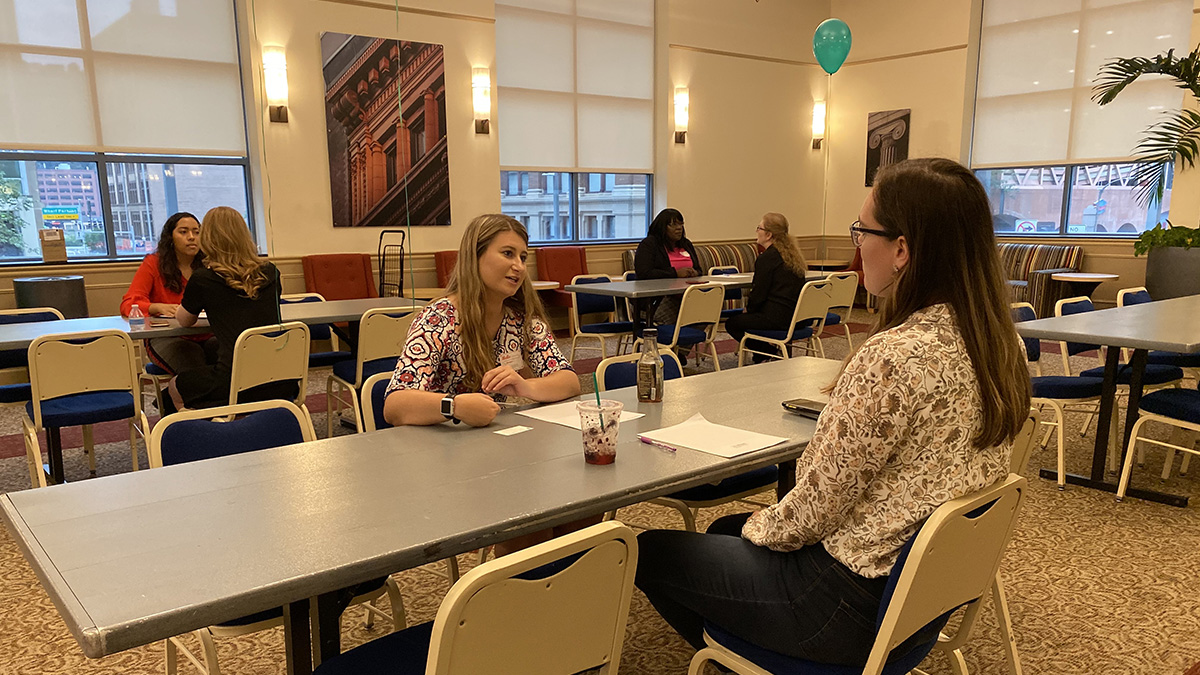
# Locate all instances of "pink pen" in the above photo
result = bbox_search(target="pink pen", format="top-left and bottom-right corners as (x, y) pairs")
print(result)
(639, 436), (677, 453)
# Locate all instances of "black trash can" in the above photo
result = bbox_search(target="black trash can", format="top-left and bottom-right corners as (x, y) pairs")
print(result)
(14, 276), (89, 319)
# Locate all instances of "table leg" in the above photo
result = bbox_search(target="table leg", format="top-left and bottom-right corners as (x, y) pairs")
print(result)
(315, 589), (354, 665)
(283, 599), (313, 675)
(46, 427), (65, 485)
(1064, 281), (1103, 298)
(1037, 347), (1188, 507)
(776, 460), (796, 501)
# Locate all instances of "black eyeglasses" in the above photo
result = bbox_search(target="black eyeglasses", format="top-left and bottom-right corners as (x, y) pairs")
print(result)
(849, 220), (889, 247)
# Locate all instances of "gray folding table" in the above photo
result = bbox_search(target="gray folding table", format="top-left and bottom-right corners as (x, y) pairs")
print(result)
(1015, 294), (1200, 506)
(1, 356), (841, 674)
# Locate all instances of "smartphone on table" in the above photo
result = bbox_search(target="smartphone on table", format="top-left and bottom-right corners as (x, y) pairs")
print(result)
(781, 398), (826, 420)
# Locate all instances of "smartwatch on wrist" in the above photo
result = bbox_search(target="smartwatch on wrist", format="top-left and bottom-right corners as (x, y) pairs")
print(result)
(441, 394), (460, 424)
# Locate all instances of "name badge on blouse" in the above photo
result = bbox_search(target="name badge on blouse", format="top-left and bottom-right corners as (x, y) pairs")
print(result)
(499, 350), (525, 372)
(681, 250), (690, 257)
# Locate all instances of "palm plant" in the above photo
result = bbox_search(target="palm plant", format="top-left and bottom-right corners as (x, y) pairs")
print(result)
(1092, 45), (1200, 209)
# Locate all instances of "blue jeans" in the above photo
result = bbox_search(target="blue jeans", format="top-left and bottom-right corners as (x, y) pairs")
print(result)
(635, 513), (887, 666)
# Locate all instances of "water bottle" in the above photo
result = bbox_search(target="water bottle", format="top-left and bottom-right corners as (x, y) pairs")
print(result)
(128, 304), (145, 330)
(637, 328), (664, 403)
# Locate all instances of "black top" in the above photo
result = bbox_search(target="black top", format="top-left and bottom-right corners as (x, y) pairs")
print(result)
(180, 263), (282, 374)
(746, 246), (804, 323)
(634, 237), (702, 280)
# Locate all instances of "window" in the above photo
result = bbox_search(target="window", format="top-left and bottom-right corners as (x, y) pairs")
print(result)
(976, 162), (1171, 236)
(0, 1), (253, 262)
(500, 171), (651, 244)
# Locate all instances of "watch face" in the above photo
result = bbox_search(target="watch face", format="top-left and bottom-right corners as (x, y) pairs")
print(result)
(441, 396), (453, 417)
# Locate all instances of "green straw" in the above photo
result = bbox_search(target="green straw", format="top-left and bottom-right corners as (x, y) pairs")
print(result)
(592, 372), (603, 424)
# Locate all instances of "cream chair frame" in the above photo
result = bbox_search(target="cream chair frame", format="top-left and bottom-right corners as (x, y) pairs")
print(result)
(635, 283), (725, 371)
(736, 278), (833, 367)
(594, 348), (684, 392)
(0, 307), (65, 387)
(568, 274), (632, 360)
(708, 265), (744, 334)
(229, 321), (311, 421)
(326, 307), (418, 436)
(282, 292), (344, 354)
(689, 474), (1028, 675)
(1010, 302), (1043, 377)
(423, 521), (637, 675)
(825, 271), (860, 350)
(1117, 409), (1200, 502)
(149, 400), (404, 675)
(22, 329), (149, 488)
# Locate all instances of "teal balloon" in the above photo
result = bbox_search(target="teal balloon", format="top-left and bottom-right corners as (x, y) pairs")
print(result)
(813, 18), (852, 75)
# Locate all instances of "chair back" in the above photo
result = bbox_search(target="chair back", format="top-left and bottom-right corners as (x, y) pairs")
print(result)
(1009, 408), (1041, 475)
(355, 307), (418, 384)
(595, 349), (684, 392)
(569, 274), (617, 331)
(281, 293), (337, 345)
(784, 278), (834, 341)
(1010, 302), (1040, 363)
(229, 322), (311, 406)
(1054, 296), (1098, 372)
(864, 474), (1028, 674)
(302, 253), (378, 300)
(27, 329), (141, 430)
(536, 246), (588, 286)
(426, 521), (637, 675)
(826, 271), (859, 316)
(148, 400), (315, 468)
(708, 266), (742, 303)
(672, 284), (725, 342)
(0, 307), (64, 382)
(1117, 286), (1152, 307)
(362, 371), (394, 433)
(434, 250), (459, 287)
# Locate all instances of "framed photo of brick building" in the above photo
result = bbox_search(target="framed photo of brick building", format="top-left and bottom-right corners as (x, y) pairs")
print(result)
(865, 109), (910, 187)
(322, 32), (451, 228)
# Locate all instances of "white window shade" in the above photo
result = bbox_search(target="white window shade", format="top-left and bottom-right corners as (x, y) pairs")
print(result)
(972, 0), (1190, 167)
(496, 0), (654, 172)
(0, 53), (95, 147)
(86, 0), (238, 63)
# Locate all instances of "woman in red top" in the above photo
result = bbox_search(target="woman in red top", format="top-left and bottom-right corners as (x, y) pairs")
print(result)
(120, 212), (217, 375)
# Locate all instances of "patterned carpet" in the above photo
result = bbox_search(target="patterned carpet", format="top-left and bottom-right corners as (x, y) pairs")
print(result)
(1, 311), (1198, 674)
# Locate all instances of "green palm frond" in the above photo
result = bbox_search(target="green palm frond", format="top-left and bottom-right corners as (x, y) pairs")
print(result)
(1092, 46), (1200, 105)
(1128, 108), (1200, 206)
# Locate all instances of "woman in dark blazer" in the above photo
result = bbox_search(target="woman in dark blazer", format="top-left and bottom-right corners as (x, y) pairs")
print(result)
(635, 208), (701, 324)
(725, 212), (807, 360)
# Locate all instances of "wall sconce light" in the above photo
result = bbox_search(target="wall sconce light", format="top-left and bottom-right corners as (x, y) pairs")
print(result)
(674, 87), (689, 143)
(472, 67), (491, 134)
(811, 100), (826, 149)
(262, 46), (289, 123)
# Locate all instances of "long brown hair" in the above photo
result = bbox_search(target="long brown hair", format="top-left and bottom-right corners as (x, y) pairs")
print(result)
(760, 212), (807, 275)
(199, 206), (270, 298)
(849, 158), (1030, 448)
(155, 212), (203, 293)
(446, 214), (550, 391)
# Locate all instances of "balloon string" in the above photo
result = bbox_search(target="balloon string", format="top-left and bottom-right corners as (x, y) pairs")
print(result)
(820, 73), (831, 262)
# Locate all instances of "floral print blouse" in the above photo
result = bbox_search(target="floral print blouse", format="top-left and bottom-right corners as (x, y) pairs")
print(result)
(741, 303), (1014, 578)
(385, 298), (573, 397)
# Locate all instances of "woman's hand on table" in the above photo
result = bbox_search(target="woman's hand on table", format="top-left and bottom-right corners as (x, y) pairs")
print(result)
(481, 365), (531, 399)
(454, 393), (501, 427)
(148, 303), (179, 317)
(677, 267), (699, 278)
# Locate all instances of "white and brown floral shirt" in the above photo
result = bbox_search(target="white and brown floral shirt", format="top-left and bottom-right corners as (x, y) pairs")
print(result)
(742, 303), (1013, 578)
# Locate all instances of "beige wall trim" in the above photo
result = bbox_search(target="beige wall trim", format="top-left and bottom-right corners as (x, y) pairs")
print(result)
(668, 44), (817, 68)
(315, 0), (494, 23)
(844, 44), (967, 67)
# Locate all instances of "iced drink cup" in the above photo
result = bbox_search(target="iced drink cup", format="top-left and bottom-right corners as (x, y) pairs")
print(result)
(577, 400), (623, 465)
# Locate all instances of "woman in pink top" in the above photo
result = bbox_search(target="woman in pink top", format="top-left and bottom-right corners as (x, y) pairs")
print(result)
(633, 208), (701, 326)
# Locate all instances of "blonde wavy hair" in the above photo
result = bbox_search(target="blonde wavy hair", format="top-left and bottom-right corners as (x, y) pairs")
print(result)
(446, 214), (549, 391)
(761, 212), (807, 275)
(199, 206), (270, 298)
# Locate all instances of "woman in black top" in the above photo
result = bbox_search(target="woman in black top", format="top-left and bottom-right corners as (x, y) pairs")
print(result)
(634, 208), (701, 324)
(725, 212), (807, 361)
(167, 206), (295, 412)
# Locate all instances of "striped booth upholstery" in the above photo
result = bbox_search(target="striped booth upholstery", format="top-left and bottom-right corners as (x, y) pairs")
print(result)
(622, 242), (762, 274)
(997, 243), (1084, 319)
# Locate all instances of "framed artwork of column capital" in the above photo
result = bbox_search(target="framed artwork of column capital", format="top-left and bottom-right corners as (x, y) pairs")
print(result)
(321, 32), (452, 228)
(865, 109), (910, 187)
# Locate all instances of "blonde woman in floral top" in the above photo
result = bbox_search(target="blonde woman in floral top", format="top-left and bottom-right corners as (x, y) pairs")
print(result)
(635, 158), (1031, 667)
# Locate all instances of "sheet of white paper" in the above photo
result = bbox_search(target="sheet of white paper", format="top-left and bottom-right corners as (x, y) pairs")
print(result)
(516, 399), (644, 430)
(638, 413), (787, 458)
(494, 425), (532, 436)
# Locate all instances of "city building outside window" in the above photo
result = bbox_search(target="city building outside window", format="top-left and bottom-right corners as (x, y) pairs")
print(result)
(499, 171), (651, 244)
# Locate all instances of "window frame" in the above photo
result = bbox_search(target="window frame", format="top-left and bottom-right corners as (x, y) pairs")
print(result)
(0, 149), (255, 264)
(499, 169), (653, 246)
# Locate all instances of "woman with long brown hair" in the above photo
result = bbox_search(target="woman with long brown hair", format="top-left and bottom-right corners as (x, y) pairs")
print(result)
(169, 206), (289, 412)
(725, 212), (808, 362)
(634, 158), (1032, 667)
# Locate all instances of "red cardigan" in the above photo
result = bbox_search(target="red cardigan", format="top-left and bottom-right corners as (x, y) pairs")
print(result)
(120, 253), (186, 317)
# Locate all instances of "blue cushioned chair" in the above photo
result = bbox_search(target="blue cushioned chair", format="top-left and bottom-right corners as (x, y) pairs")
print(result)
(148, 400), (406, 675)
(594, 352), (774, 531)
(709, 265), (747, 323)
(22, 329), (148, 488)
(1117, 286), (1200, 373)
(737, 278), (833, 366)
(640, 283), (726, 371)
(688, 475), (1028, 675)
(313, 521), (638, 675)
(1014, 302), (1105, 489)
(568, 274), (634, 360)
(0, 308), (63, 412)
(327, 306), (417, 436)
(1118, 380), (1200, 501)
(281, 293), (353, 368)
